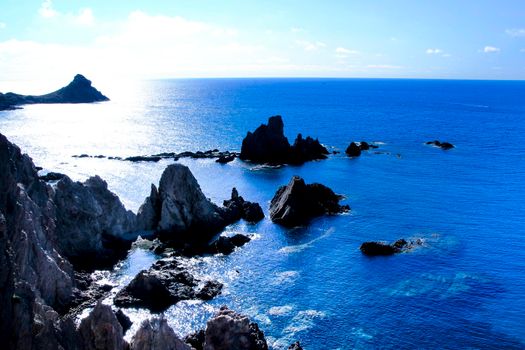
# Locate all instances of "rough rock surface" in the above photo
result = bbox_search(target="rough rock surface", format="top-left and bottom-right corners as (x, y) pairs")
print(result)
(131, 317), (192, 350)
(270, 176), (350, 227)
(345, 141), (378, 157)
(136, 164), (226, 243)
(185, 330), (205, 350)
(360, 238), (423, 256)
(0, 74), (109, 110)
(78, 302), (128, 350)
(53, 174), (138, 269)
(240, 115), (328, 165)
(203, 306), (268, 350)
(288, 342), (304, 350)
(136, 165), (263, 251)
(223, 188), (264, 223)
(114, 259), (222, 312)
(426, 140), (454, 150)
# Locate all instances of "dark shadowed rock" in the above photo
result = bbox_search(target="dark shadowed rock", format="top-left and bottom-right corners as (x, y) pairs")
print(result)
(114, 259), (224, 312)
(196, 281), (224, 300)
(426, 140), (454, 150)
(125, 155), (162, 162)
(360, 242), (398, 256)
(289, 133), (329, 164)
(288, 342), (304, 350)
(131, 317), (192, 350)
(53, 174), (138, 269)
(360, 238), (422, 256)
(240, 115), (291, 164)
(207, 234), (251, 256)
(269, 176), (350, 227)
(78, 302), (127, 350)
(185, 330), (205, 350)
(0, 74), (109, 110)
(116, 309), (133, 333)
(216, 154), (235, 164)
(203, 306), (268, 350)
(345, 142), (362, 157)
(136, 184), (161, 231)
(38, 171), (67, 182)
(240, 115), (328, 165)
(223, 187), (264, 223)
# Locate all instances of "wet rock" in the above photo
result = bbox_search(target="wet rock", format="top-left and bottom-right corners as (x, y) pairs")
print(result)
(131, 317), (192, 350)
(360, 238), (422, 256)
(288, 342), (304, 350)
(125, 155), (162, 162)
(78, 301), (127, 350)
(114, 259), (197, 312)
(185, 330), (205, 350)
(360, 241), (398, 256)
(196, 281), (224, 300)
(116, 309), (133, 333)
(207, 234), (251, 255)
(216, 154), (235, 164)
(203, 306), (268, 350)
(270, 176), (350, 227)
(426, 140), (455, 150)
(345, 142), (362, 157)
(38, 171), (67, 182)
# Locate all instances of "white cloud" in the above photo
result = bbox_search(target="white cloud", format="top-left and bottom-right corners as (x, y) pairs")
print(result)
(426, 48), (443, 54)
(521, 49), (525, 52)
(75, 8), (94, 26)
(506, 28), (525, 37)
(39, 0), (95, 26)
(39, 0), (58, 18)
(0, 22), (6, 29)
(483, 46), (500, 53)
(335, 47), (359, 58)
(295, 40), (326, 51)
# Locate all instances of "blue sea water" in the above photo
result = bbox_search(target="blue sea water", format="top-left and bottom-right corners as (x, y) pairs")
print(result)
(1, 78), (525, 349)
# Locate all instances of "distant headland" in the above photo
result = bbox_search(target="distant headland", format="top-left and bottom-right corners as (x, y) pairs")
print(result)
(0, 74), (109, 111)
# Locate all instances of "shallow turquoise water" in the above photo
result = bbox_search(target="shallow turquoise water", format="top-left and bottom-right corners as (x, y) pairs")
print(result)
(1, 78), (524, 349)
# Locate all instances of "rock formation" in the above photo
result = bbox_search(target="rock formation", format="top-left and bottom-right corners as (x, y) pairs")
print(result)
(78, 302), (128, 350)
(114, 259), (222, 312)
(426, 140), (454, 150)
(240, 115), (328, 165)
(53, 175), (138, 269)
(136, 165), (263, 251)
(131, 317), (192, 350)
(203, 306), (268, 350)
(0, 74), (109, 110)
(345, 141), (378, 157)
(270, 176), (350, 227)
(360, 238), (423, 256)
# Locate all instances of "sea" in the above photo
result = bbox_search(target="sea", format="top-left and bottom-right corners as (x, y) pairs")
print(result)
(1, 78), (524, 349)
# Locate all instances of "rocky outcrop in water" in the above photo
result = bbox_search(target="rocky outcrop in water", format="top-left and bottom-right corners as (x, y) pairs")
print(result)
(239, 115), (328, 165)
(131, 317), (192, 350)
(426, 140), (454, 150)
(203, 306), (268, 350)
(288, 342), (304, 350)
(136, 165), (263, 252)
(114, 259), (222, 312)
(78, 302), (128, 350)
(0, 74), (109, 110)
(345, 141), (378, 157)
(269, 176), (350, 227)
(53, 174), (138, 269)
(223, 188), (265, 223)
(360, 238), (423, 256)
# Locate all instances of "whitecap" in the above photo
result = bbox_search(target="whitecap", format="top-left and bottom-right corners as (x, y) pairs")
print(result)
(268, 305), (294, 316)
(271, 271), (300, 285)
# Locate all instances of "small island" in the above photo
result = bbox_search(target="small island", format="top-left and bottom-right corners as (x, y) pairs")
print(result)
(0, 74), (109, 111)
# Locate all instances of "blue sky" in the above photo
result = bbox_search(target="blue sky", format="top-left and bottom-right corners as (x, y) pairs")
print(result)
(0, 0), (524, 82)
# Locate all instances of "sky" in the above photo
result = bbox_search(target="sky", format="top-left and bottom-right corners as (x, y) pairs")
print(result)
(0, 0), (524, 84)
